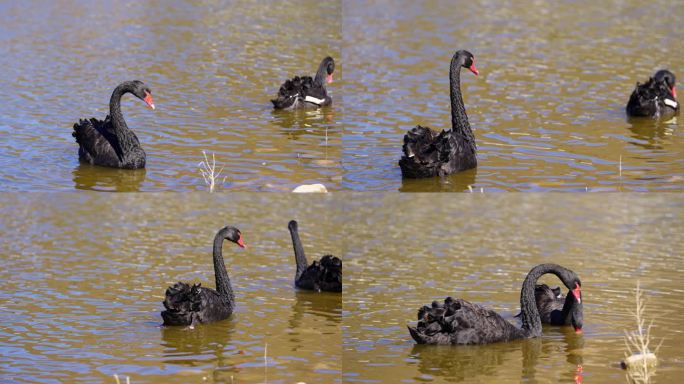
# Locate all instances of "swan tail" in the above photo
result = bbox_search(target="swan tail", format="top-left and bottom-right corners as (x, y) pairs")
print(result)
(72, 116), (121, 165)
(399, 125), (444, 177)
(273, 76), (316, 109)
(161, 282), (202, 326)
(296, 255), (342, 292)
(408, 325), (427, 344)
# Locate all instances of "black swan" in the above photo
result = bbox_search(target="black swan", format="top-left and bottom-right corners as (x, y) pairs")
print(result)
(626, 69), (679, 119)
(271, 57), (335, 109)
(288, 220), (342, 292)
(161, 226), (246, 326)
(515, 283), (583, 328)
(399, 50), (479, 178)
(408, 264), (582, 345)
(72, 80), (155, 169)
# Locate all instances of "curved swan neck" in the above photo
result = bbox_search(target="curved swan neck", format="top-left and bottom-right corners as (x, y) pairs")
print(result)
(560, 292), (576, 321)
(109, 83), (131, 132)
(449, 54), (476, 148)
(288, 221), (308, 280)
(313, 59), (329, 88)
(520, 264), (564, 337)
(109, 82), (142, 154)
(212, 229), (234, 300)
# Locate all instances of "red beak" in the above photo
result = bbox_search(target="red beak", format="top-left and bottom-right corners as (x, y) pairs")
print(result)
(574, 326), (583, 334)
(469, 64), (479, 76)
(237, 235), (246, 248)
(672, 86), (677, 99)
(326, 74), (334, 84)
(143, 92), (155, 110)
(572, 284), (581, 304)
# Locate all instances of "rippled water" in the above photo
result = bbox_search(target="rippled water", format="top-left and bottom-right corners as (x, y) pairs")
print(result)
(0, 1), (341, 191)
(342, 0), (684, 191)
(0, 194), (342, 383)
(343, 194), (684, 382)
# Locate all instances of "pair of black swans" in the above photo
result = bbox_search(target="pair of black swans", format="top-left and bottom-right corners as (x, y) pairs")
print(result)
(161, 220), (342, 326)
(399, 50), (679, 178)
(408, 263), (583, 345)
(72, 57), (335, 169)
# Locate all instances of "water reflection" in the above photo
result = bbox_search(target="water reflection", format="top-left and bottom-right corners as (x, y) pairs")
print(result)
(72, 164), (146, 192)
(289, 290), (342, 330)
(399, 167), (477, 192)
(410, 341), (528, 381)
(409, 327), (584, 382)
(626, 117), (678, 151)
(160, 320), (237, 360)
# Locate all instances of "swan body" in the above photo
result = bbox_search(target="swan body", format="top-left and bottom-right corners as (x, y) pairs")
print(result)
(72, 80), (155, 169)
(408, 264), (582, 345)
(288, 220), (342, 292)
(272, 57), (335, 109)
(162, 226), (245, 326)
(399, 50), (479, 178)
(626, 69), (679, 119)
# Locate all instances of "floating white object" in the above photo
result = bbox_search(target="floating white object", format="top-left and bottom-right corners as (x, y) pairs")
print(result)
(292, 183), (328, 193)
(621, 352), (657, 370)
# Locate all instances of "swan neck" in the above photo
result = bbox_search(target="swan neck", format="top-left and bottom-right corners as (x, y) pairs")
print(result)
(289, 224), (308, 280)
(520, 265), (554, 337)
(109, 84), (130, 133)
(212, 230), (234, 301)
(313, 59), (328, 88)
(108, 83), (143, 158)
(561, 292), (575, 321)
(449, 57), (475, 147)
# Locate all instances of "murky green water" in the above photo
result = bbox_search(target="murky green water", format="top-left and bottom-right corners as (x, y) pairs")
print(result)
(343, 194), (684, 383)
(0, 194), (342, 383)
(342, 0), (684, 191)
(0, 1), (341, 191)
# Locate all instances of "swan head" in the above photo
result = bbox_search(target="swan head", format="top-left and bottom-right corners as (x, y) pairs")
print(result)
(570, 281), (582, 304)
(288, 220), (299, 232)
(223, 226), (246, 248)
(129, 80), (155, 110)
(454, 50), (479, 76)
(654, 69), (677, 99)
(569, 281), (583, 333)
(322, 56), (335, 83)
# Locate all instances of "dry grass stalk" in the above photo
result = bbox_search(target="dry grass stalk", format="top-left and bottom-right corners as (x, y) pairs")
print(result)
(623, 282), (662, 384)
(198, 150), (226, 192)
(113, 374), (130, 384)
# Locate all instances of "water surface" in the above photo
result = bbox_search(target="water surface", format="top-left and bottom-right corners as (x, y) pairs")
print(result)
(0, 1), (341, 191)
(343, 194), (684, 382)
(342, 0), (684, 191)
(0, 193), (342, 383)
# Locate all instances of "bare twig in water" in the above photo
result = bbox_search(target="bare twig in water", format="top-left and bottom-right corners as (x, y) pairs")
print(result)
(622, 282), (662, 384)
(619, 155), (623, 178)
(198, 150), (226, 192)
(113, 374), (130, 384)
(264, 342), (268, 384)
